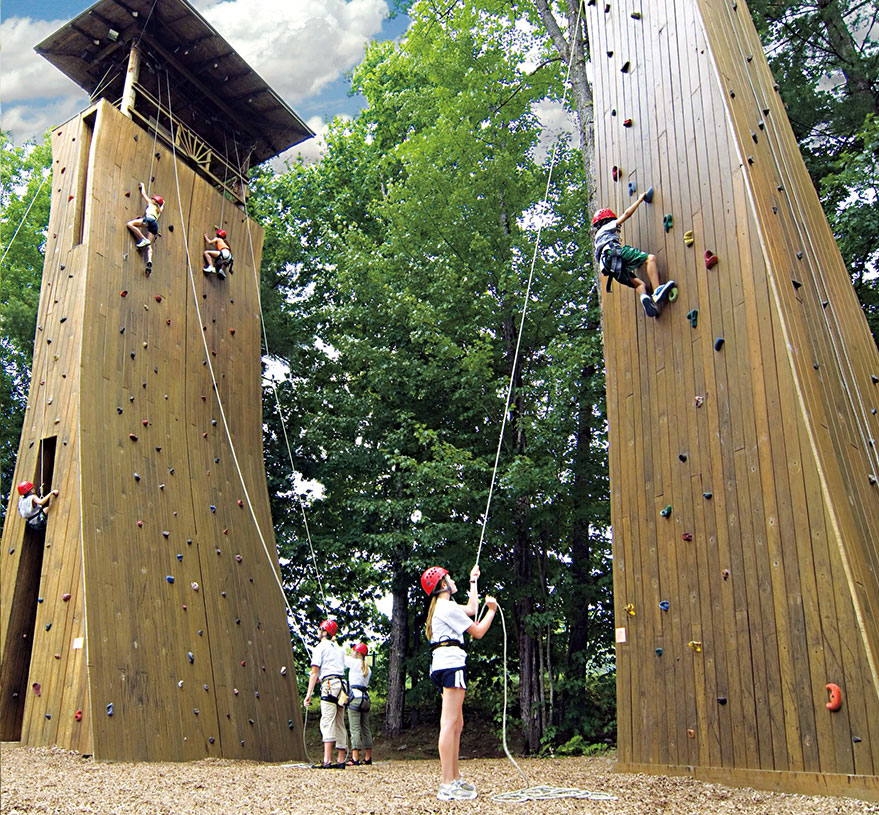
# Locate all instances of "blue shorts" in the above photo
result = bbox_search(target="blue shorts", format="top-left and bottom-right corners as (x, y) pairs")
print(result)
(144, 216), (159, 235)
(431, 666), (467, 692)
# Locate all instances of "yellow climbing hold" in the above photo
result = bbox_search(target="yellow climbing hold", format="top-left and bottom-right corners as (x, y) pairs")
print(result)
(625, 603), (635, 616)
(688, 640), (703, 652)
(683, 230), (695, 246)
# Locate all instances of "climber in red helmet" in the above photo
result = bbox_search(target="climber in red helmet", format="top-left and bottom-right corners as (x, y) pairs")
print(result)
(203, 228), (233, 280)
(303, 618), (349, 769)
(127, 181), (164, 275)
(16, 481), (59, 532)
(421, 563), (497, 801)
(592, 190), (675, 317)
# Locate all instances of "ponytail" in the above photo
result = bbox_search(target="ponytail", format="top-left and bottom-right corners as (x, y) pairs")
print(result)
(359, 652), (370, 680)
(424, 576), (450, 641)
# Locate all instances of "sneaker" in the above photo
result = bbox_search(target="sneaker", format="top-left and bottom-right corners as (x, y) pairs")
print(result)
(652, 281), (674, 303)
(362, 758), (372, 765)
(641, 294), (660, 317)
(216, 268), (226, 280)
(203, 266), (215, 274)
(136, 239), (151, 249)
(453, 778), (476, 794)
(437, 782), (476, 801)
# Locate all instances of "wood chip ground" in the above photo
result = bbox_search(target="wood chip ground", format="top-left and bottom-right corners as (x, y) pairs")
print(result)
(2, 743), (874, 814)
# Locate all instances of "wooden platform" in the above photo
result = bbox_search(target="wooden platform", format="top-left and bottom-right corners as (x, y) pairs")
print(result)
(0, 100), (305, 762)
(586, 0), (879, 798)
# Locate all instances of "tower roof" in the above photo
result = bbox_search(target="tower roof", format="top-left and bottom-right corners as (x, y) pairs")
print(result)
(35, 0), (313, 168)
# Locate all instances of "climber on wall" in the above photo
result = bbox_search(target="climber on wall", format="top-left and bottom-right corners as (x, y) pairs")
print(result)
(592, 190), (675, 318)
(203, 229), (233, 279)
(16, 482), (59, 532)
(127, 182), (164, 275)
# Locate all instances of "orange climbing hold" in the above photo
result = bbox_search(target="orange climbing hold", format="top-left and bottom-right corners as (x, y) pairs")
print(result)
(825, 683), (842, 711)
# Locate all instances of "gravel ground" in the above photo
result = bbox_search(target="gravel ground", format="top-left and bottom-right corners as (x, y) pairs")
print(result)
(1, 743), (875, 815)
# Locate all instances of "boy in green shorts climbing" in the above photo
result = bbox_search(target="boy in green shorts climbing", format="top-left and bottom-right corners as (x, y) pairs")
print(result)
(592, 190), (674, 318)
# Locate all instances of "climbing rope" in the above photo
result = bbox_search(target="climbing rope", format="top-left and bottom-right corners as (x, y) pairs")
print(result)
(0, 172), (48, 267)
(164, 70), (314, 664)
(233, 135), (331, 615)
(473, 0), (586, 569)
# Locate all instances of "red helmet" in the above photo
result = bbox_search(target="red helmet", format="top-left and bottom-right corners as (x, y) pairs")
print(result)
(216, 229), (227, 238)
(592, 208), (616, 226)
(17, 481), (34, 496)
(353, 642), (368, 657)
(152, 195), (164, 206)
(421, 566), (449, 596)
(319, 619), (338, 637)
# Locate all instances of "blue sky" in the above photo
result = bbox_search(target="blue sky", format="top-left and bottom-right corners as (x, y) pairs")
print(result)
(1, 0), (409, 162)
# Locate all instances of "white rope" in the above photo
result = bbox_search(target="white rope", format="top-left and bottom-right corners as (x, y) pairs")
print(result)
(1, 173), (48, 267)
(473, 0), (585, 567)
(232, 135), (331, 615)
(164, 71), (315, 665)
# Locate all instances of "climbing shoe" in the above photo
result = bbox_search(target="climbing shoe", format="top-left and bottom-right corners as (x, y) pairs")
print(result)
(203, 265), (215, 274)
(217, 268), (226, 280)
(641, 294), (660, 317)
(652, 281), (675, 304)
(136, 239), (151, 249)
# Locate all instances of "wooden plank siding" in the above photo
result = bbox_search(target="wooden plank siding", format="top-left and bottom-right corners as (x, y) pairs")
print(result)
(0, 100), (305, 762)
(585, 0), (879, 799)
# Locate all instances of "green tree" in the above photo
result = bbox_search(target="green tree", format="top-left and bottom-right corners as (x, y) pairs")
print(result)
(0, 132), (52, 515)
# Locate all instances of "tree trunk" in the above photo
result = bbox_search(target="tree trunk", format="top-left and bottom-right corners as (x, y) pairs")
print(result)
(384, 579), (409, 738)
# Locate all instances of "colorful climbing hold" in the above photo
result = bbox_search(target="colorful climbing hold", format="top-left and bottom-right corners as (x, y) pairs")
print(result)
(133, 473), (141, 481)
(721, 569), (730, 580)
(655, 648), (663, 656)
(280, 667), (288, 676)
(660, 505), (672, 518)
(826, 683), (842, 711)
(714, 337), (724, 351)
(612, 165), (620, 182)
(628, 181), (637, 196)
(162, 530), (170, 538)
(624, 603), (635, 616)
(188, 651), (195, 663)
(191, 582), (199, 591)
(623, 118), (633, 127)
(62, 593), (71, 602)
(705, 250), (719, 269)
(129, 433), (138, 441)
(137, 520), (144, 527)
(32, 682), (41, 697)
(643, 186), (654, 203)
(694, 395), (705, 408)
(688, 641), (702, 653)
(703, 492), (713, 500)
(682, 532), (693, 542)
(210, 505), (216, 513)
(235, 554), (243, 563)
(106, 703), (114, 716)
(155, 295), (162, 303)
(658, 601), (670, 611)
(166, 576), (175, 584)
(686, 309), (698, 328)
(75, 709), (82, 721)
(683, 230), (694, 247)
(663, 213), (673, 232)
(621, 61), (631, 73)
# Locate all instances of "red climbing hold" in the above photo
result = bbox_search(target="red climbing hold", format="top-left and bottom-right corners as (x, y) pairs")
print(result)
(705, 250), (719, 269)
(155, 295), (163, 303)
(62, 593), (71, 601)
(129, 433), (138, 441)
(75, 709), (83, 721)
(166, 319), (171, 326)
(142, 419), (149, 427)
(202, 432), (208, 438)
(682, 532), (693, 542)
(229, 329), (235, 336)
(240, 660), (246, 667)
(623, 118), (633, 127)
(120, 290), (128, 297)
(237, 500), (244, 507)
(826, 683), (842, 711)
(137, 520), (144, 527)
(33, 682), (42, 697)
(201, 395), (207, 401)
(68, 195), (74, 202)
(612, 165), (620, 182)
(223, 528), (229, 535)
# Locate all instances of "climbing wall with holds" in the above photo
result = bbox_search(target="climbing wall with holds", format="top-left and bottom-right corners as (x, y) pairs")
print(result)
(0, 99), (305, 762)
(586, 0), (879, 799)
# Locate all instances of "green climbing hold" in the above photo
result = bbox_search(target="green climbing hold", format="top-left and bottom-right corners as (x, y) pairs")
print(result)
(663, 213), (673, 232)
(660, 505), (672, 518)
(686, 309), (698, 328)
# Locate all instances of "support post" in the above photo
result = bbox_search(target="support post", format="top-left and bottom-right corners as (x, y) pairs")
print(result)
(120, 43), (141, 118)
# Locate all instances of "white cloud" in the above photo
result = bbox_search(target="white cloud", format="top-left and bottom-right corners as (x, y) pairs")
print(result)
(270, 114), (348, 167)
(532, 99), (580, 162)
(1, 1), (388, 144)
(194, 0), (388, 103)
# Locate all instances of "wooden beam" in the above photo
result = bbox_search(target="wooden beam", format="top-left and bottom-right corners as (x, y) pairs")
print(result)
(119, 43), (141, 118)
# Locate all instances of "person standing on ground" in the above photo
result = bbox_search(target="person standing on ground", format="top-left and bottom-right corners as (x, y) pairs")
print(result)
(345, 642), (373, 766)
(422, 563), (497, 801)
(303, 619), (349, 769)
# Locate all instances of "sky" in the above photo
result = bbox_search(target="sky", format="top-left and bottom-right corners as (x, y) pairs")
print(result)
(0, 0), (410, 164)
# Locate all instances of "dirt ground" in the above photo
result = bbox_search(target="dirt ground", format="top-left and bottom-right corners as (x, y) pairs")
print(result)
(2, 742), (875, 815)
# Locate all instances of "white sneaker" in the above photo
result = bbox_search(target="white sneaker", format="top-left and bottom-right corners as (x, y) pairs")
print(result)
(136, 239), (151, 248)
(437, 782), (476, 801)
(203, 265), (215, 274)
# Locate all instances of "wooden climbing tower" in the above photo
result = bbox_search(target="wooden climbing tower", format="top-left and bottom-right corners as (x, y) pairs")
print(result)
(587, 0), (879, 799)
(0, 0), (312, 761)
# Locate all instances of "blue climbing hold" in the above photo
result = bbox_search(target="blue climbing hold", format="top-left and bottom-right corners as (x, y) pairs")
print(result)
(210, 505), (216, 513)
(628, 181), (637, 196)
(660, 505), (672, 518)
(659, 600), (670, 611)
(714, 337), (725, 351)
(188, 651), (195, 663)
(166, 576), (175, 584)
(176, 554), (183, 561)
(106, 702), (114, 716)
(644, 186), (654, 203)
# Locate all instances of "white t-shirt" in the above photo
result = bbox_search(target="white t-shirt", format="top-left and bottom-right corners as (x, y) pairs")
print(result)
(311, 638), (346, 681)
(429, 599), (474, 672)
(345, 655), (371, 697)
(18, 495), (40, 519)
(593, 218), (620, 261)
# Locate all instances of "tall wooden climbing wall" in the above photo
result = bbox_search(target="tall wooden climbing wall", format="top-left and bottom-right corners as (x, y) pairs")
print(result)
(586, 0), (879, 799)
(0, 99), (305, 762)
